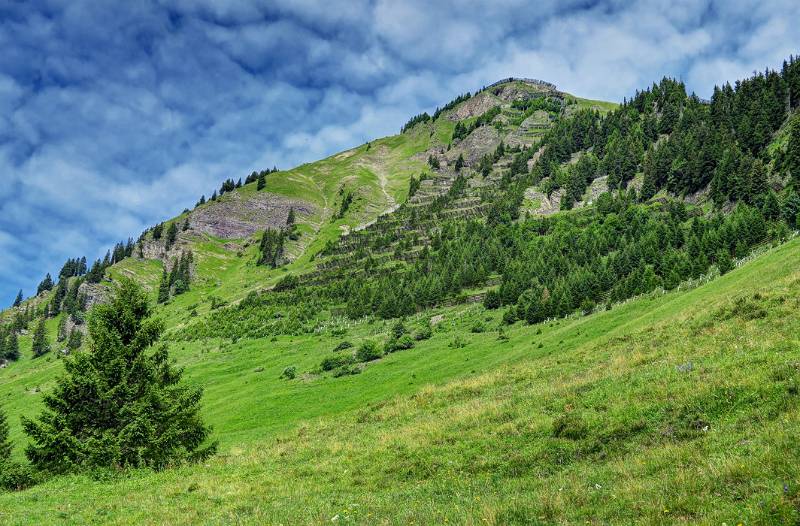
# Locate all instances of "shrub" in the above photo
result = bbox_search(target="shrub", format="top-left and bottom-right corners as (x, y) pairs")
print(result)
(280, 366), (297, 380)
(209, 296), (227, 310)
(413, 323), (433, 341)
(356, 340), (383, 362)
(483, 289), (501, 309)
(0, 461), (36, 491)
(386, 334), (415, 353)
(390, 319), (407, 339)
(502, 309), (518, 325)
(332, 364), (362, 378)
(320, 353), (354, 371)
(332, 341), (353, 352)
(470, 321), (486, 333)
(448, 336), (467, 349)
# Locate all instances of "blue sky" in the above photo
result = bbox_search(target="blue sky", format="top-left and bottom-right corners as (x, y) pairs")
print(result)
(1, 0), (799, 305)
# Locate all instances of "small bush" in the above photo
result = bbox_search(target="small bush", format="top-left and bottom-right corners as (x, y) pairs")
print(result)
(470, 321), (486, 333)
(356, 340), (383, 362)
(448, 336), (467, 349)
(332, 341), (353, 352)
(483, 289), (501, 310)
(413, 324), (433, 341)
(320, 353), (354, 371)
(386, 334), (415, 353)
(0, 461), (37, 491)
(390, 319), (407, 339)
(280, 366), (297, 380)
(209, 296), (227, 310)
(332, 364), (362, 378)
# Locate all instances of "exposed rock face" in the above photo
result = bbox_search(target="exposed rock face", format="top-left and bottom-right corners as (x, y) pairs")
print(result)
(78, 281), (110, 310)
(580, 176), (609, 207)
(449, 92), (499, 121)
(190, 191), (314, 240)
(449, 125), (502, 165)
(525, 187), (563, 216)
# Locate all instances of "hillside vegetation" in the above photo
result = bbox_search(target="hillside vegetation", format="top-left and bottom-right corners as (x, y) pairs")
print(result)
(2, 57), (800, 524)
(1, 235), (799, 524)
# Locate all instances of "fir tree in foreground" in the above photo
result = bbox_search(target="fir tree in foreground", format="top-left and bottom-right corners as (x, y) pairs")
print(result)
(22, 278), (216, 474)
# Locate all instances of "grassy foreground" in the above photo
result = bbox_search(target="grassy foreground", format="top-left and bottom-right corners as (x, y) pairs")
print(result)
(2, 237), (799, 524)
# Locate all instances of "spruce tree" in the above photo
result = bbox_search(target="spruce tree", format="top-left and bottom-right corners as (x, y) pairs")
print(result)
(256, 172), (266, 191)
(22, 278), (216, 473)
(165, 222), (178, 250)
(37, 274), (53, 295)
(6, 332), (20, 361)
(157, 267), (170, 304)
(12, 290), (23, 308)
(31, 318), (49, 358)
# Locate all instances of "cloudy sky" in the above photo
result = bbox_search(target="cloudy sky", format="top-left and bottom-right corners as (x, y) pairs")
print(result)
(1, 0), (799, 305)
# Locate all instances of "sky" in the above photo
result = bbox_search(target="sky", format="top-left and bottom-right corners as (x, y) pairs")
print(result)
(1, 0), (799, 306)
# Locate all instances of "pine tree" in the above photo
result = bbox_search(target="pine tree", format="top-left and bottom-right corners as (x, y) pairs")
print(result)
(5, 333), (19, 361)
(256, 172), (266, 191)
(454, 154), (465, 172)
(31, 318), (50, 358)
(157, 267), (170, 304)
(286, 207), (295, 226)
(12, 290), (23, 308)
(165, 222), (178, 250)
(22, 278), (216, 473)
(37, 274), (53, 295)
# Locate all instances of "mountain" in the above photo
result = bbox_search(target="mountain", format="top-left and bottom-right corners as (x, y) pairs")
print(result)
(1, 58), (800, 524)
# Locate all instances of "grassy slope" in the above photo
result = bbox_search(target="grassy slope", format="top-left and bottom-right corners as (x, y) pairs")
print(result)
(1, 235), (798, 524)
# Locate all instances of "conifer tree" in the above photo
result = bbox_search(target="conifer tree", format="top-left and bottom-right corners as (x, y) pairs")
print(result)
(454, 153), (465, 172)
(5, 332), (19, 361)
(0, 405), (10, 462)
(165, 222), (178, 251)
(37, 274), (53, 295)
(157, 267), (170, 304)
(31, 318), (50, 358)
(22, 278), (216, 473)
(786, 118), (800, 185)
(257, 172), (266, 191)
(12, 290), (23, 308)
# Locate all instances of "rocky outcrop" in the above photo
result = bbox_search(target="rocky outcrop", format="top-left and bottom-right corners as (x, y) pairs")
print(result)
(449, 92), (500, 121)
(448, 125), (502, 165)
(190, 191), (314, 240)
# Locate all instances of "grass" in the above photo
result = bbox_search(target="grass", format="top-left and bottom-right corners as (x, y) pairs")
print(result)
(1, 235), (798, 524)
